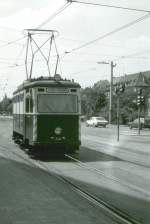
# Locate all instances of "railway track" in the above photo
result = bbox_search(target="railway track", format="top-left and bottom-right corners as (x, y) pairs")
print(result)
(83, 139), (150, 169)
(0, 143), (144, 224)
(65, 154), (150, 198)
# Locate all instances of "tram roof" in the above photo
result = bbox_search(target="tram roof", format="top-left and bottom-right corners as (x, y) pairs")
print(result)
(13, 76), (81, 94)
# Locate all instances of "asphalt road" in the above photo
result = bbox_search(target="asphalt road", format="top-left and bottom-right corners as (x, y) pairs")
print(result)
(0, 117), (150, 223)
(80, 123), (150, 223)
(81, 123), (150, 167)
(0, 117), (121, 224)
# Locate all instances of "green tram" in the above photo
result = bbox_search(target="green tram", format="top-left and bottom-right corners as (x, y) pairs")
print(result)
(12, 75), (81, 154)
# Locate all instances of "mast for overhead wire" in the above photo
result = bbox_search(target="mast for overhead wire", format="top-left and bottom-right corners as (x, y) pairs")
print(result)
(24, 29), (59, 80)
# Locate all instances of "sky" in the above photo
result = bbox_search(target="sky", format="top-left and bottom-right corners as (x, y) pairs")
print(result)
(0, 0), (150, 99)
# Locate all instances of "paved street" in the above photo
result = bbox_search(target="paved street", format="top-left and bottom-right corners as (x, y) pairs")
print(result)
(82, 123), (150, 167)
(0, 118), (122, 224)
(1, 1), (150, 223)
(0, 117), (150, 223)
(80, 123), (150, 223)
(2, 157), (122, 224)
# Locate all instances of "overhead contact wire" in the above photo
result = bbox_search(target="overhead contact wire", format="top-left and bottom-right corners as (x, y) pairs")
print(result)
(0, 36), (27, 49)
(68, 0), (150, 13)
(37, 2), (72, 28)
(65, 13), (150, 54)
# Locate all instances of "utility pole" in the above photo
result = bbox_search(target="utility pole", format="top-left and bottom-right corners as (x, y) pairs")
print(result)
(97, 60), (116, 124)
(109, 61), (116, 124)
(116, 96), (120, 141)
(115, 83), (125, 141)
(138, 106), (141, 135)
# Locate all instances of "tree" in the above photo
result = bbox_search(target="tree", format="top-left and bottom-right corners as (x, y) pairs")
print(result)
(81, 81), (109, 117)
(0, 94), (12, 114)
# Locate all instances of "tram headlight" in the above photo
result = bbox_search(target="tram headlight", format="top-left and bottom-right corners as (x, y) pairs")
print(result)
(54, 127), (62, 135)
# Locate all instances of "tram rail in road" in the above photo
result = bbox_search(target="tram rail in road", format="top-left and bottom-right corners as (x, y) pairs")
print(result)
(64, 154), (150, 198)
(0, 143), (141, 224)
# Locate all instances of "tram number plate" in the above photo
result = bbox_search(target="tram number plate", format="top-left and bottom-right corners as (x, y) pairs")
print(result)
(46, 88), (69, 93)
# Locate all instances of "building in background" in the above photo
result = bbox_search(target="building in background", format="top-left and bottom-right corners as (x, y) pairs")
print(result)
(113, 71), (150, 117)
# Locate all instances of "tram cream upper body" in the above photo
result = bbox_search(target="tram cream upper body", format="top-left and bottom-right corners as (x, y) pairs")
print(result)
(13, 85), (81, 115)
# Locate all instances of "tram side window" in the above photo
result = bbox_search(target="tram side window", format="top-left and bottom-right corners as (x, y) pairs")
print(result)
(25, 88), (34, 113)
(30, 97), (33, 112)
(25, 95), (33, 113)
(26, 97), (33, 113)
(26, 98), (30, 113)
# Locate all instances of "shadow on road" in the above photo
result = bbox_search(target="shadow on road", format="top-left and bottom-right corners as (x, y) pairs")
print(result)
(20, 145), (123, 163)
(66, 175), (150, 224)
(79, 147), (123, 162)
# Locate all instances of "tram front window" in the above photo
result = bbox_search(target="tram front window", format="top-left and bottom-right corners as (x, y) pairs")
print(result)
(38, 94), (78, 113)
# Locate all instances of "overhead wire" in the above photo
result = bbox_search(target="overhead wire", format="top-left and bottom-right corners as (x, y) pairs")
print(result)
(64, 50), (130, 58)
(65, 13), (150, 54)
(37, 2), (72, 28)
(69, 67), (96, 76)
(0, 2), (71, 67)
(67, 0), (150, 13)
(0, 3), (70, 51)
(0, 2), (73, 97)
(0, 36), (27, 49)
(0, 26), (22, 33)
(14, 44), (26, 66)
(60, 36), (138, 51)
(0, 64), (24, 70)
(114, 49), (150, 61)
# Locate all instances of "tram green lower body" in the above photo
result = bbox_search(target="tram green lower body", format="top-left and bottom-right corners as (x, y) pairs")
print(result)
(13, 114), (81, 152)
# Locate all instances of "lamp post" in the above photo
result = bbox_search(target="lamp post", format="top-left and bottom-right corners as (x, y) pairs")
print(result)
(97, 61), (116, 124)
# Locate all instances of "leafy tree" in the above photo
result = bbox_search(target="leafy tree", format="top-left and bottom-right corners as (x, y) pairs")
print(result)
(0, 94), (12, 114)
(95, 93), (107, 111)
(112, 86), (149, 124)
(81, 77), (150, 124)
(81, 80), (109, 117)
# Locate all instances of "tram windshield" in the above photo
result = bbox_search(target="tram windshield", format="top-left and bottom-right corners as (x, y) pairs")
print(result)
(37, 94), (78, 113)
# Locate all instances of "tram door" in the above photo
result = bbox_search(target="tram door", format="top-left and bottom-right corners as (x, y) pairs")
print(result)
(24, 89), (34, 144)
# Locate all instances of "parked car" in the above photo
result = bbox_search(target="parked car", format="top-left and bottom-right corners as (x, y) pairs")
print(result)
(128, 117), (150, 129)
(86, 116), (108, 127)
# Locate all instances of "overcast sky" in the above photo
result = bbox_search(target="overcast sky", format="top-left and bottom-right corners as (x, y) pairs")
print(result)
(0, 0), (150, 99)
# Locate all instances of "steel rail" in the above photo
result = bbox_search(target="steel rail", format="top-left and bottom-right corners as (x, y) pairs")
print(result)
(41, 162), (140, 224)
(0, 143), (141, 224)
(0, 143), (142, 224)
(27, 155), (141, 224)
(65, 154), (150, 198)
(83, 137), (150, 169)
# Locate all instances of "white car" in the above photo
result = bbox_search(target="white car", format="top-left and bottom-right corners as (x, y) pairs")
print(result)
(86, 116), (108, 127)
